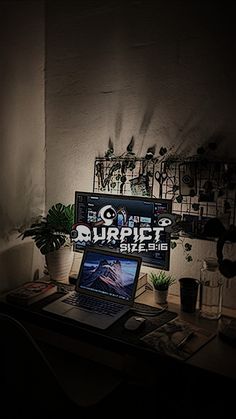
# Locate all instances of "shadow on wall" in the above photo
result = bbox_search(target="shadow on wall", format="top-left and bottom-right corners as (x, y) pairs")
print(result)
(0, 242), (34, 293)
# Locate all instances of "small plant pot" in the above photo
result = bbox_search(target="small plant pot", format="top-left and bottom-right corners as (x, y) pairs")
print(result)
(46, 246), (74, 283)
(153, 288), (168, 305)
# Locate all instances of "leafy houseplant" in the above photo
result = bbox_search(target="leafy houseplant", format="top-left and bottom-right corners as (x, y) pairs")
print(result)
(149, 271), (176, 305)
(20, 203), (75, 254)
(19, 203), (75, 283)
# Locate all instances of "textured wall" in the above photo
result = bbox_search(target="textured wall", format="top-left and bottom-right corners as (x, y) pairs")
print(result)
(46, 0), (236, 306)
(46, 0), (236, 206)
(0, 1), (45, 291)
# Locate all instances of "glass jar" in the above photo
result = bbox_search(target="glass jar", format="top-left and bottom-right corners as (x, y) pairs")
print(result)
(199, 257), (224, 320)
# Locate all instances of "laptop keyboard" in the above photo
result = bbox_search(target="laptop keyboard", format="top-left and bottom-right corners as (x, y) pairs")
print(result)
(62, 292), (125, 316)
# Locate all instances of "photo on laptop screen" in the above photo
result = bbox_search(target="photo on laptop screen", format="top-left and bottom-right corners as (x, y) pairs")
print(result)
(76, 248), (141, 303)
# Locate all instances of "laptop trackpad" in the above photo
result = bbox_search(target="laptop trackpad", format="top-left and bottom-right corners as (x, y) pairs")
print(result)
(65, 307), (114, 329)
(66, 308), (97, 322)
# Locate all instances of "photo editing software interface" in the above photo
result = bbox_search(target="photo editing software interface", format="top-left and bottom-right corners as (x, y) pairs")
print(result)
(73, 192), (172, 270)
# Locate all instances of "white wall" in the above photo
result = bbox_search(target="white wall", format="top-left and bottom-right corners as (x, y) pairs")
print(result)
(1, 1), (233, 305)
(45, 0), (236, 207)
(0, 1), (45, 291)
(45, 1), (236, 308)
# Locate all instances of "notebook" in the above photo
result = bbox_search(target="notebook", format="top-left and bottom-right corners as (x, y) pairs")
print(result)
(43, 248), (142, 330)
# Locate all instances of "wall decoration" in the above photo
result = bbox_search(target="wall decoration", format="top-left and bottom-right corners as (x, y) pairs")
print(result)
(93, 138), (158, 196)
(93, 157), (156, 197)
(158, 157), (236, 237)
(93, 140), (236, 241)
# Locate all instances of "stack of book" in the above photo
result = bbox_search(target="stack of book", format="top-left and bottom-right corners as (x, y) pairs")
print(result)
(5, 281), (58, 306)
(135, 272), (148, 298)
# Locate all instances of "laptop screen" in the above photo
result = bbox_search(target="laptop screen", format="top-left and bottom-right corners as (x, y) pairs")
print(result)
(76, 248), (142, 304)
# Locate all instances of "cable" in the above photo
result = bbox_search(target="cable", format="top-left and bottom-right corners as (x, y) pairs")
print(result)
(130, 307), (166, 317)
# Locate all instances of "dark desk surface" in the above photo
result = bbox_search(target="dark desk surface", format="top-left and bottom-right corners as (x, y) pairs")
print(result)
(1, 288), (236, 385)
(140, 291), (236, 381)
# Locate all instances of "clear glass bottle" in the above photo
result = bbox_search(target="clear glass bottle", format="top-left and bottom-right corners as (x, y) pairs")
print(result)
(199, 257), (224, 320)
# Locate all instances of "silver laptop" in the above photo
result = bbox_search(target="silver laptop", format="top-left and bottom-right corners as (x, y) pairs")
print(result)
(43, 248), (142, 330)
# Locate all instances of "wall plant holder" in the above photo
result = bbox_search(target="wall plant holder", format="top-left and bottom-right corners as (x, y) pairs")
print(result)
(93, 157), (156, 197)
(158, 158), (236, 237)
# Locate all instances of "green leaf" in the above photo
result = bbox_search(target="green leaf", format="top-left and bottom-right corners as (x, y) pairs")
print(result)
(19, 202), (74, 254)
(149, 271), (176, 290)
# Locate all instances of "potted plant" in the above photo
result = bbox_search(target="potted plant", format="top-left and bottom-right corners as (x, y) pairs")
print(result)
(19, 203), (75, 283)
(149, 271), (176, 305)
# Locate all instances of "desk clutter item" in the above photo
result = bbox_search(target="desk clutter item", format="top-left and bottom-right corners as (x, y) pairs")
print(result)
(179, 277), (199, 313)
(6, 281), (57, 306)
(135, 272), (148, 298)
(132, 301), (177, 320)
(110, 305), (178, 348)
(199, 258), (223, 320)
(132, 302), (165, 316)
(56, 281), (75, 294)
(140, 318), (215, 360)
(218, 317), (236, 345)
(124, 316), (146, 331)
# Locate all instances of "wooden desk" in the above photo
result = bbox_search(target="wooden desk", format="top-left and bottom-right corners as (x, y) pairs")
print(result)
(138, 291), (236, 382)
(0, 289), (236, 385)
(1, 287), (236, 419)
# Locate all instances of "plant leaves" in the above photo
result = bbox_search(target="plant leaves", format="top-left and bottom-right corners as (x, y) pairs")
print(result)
(149, 271), (176, 290)
(170, 241), (177, 249)
(47, 203), (75, 234)
(19, 203), (74, 254)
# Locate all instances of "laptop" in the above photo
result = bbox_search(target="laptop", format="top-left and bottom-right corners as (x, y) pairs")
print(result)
(43, 248), (142, 330)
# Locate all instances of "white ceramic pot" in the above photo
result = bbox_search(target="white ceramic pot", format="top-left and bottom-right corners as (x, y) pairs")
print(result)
(153, 288), (168, 305)
(45, 246), (74, 283)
